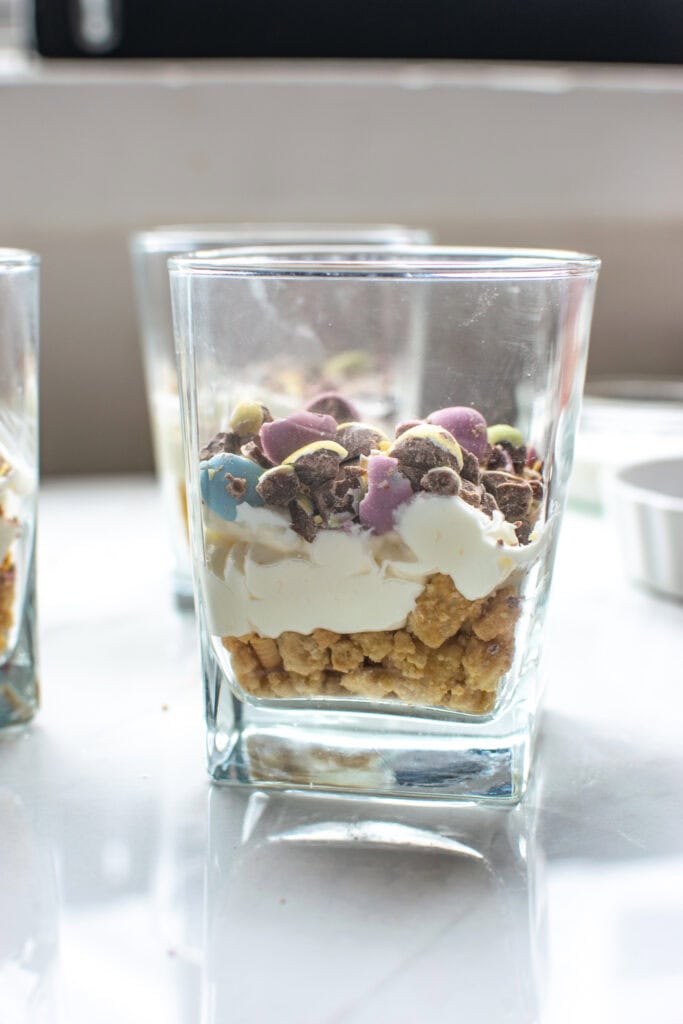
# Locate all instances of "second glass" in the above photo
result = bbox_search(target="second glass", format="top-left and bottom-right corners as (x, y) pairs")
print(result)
(0, 250), (39, 727)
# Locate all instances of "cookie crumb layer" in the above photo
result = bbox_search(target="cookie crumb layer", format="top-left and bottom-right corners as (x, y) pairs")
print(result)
(221, 574), (520, 714)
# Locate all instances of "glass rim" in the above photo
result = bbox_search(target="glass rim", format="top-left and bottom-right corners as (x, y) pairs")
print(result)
(169, 244), (601, 280)
(131, 223), (430, 256)
(0, 248), (40, 270)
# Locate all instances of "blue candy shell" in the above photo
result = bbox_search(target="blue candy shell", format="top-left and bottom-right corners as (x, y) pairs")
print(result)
(199, 452), (264, 521)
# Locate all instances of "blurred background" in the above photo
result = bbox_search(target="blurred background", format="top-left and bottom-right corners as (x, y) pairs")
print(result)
(1, 0), (682, 474)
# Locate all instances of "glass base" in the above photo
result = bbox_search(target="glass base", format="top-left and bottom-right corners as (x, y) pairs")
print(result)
(0, 580), (38, 728)
(205, 659), (533, 803)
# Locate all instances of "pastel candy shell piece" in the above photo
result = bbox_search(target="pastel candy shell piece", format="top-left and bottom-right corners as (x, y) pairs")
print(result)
(200, 452), (264, 521)
(487, 423), (524, 448)
(260, 410), (337, 464)
(358, 454), (413, 534)
(427, 406), (489, 461)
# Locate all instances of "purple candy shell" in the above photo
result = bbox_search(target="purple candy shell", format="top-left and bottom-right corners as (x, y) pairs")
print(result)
(359, 454), (414, 534)
(260, 411), (337, 464)
(427, 406), (489, 461)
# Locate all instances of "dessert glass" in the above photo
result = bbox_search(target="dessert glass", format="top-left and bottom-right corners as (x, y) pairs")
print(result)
(130, 224), (430, 607)
(0, 250), (39, 727)
(170, 246), (600, 801)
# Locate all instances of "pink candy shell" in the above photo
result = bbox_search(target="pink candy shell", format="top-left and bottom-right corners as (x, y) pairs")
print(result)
(359, 454), (414, 534)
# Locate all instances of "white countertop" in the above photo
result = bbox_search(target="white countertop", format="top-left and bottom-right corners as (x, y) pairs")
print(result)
(1, 476), (682, 1023)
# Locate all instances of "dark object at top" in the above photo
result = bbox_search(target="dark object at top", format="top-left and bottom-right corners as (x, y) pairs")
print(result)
(33, 0), (683, 63)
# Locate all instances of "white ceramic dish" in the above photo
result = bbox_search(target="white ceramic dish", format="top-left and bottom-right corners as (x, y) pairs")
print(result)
(571, 377), (683, 509)
(610, 456), (683, 600)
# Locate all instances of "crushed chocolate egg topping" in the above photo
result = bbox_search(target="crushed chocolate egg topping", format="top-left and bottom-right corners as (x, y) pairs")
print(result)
(200, 396), (544, 544)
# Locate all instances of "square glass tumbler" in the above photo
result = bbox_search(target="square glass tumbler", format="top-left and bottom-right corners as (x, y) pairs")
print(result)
(130, 224), (430, 608)
(171, 246), (600, 801)
(0, 250), (39, 727)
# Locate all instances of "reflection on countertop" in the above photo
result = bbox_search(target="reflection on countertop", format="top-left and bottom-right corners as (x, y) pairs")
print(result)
(0, 478), (682, 1023)
(203, 785), (544, 1023)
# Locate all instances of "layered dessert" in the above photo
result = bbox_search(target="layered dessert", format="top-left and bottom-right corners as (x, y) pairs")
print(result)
(150, 349), (396, 599)
(0, 442), (35, 724)
(198, 395), (544, 715)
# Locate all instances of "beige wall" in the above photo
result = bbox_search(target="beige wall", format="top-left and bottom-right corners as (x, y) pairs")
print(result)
(1, 58), (682, 474)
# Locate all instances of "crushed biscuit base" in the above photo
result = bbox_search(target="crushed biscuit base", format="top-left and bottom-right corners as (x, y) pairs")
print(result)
(0, 552), (15, 655)
(179, 481), (189, 538)
(221, 574), (520, 714)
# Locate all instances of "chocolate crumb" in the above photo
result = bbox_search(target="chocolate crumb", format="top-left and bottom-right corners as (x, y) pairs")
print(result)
(225, 474), (247, 499)
(515, 519), (533, 544)
(420, 467), (461, 496)
(498, 440), (527, 475)
(291, 447), (343, 488)
(289, 498), (318, 542)
(392, 432), (461, 473)
(483, 471), (532, 522)
(200, 431), (241, 461)
(458, 479), (483, 509)
(256, 466), (299, 506)
(241, 438), (274, 469)
(486, 445), (514, 473)
(307, 392), (358, 422)
(314, 465), (364, 522)
(335, 423), (386, 460)
(481, 491), (499, 517)
(460, 448), (482, 484)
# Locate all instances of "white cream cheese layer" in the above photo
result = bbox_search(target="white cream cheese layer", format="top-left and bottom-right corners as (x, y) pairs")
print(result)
(0, 437), (33, 563)
(201, 494), (542, 638)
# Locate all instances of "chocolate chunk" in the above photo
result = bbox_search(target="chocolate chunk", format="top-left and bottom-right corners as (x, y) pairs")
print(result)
(486, 444), (514, 473)
(515, 519), (533, 544)
(199, 431), (241, 462)
(314, 466), (364, 522)
(420, 467), (461, 496)
(335, 422), (388, 460)
(241, 439), (273, 470)
(458, 479), (484, 509)
(481, 491), (499, 517)
(390, 424), (463, 475)
(482, 471), (532, 522)
(523, 469), (544, 504)
(256, 465), (300, 506)
(289, 497), (318, 542)
(225, 474), (247, 499)
(498, 441), (527, 475)
(306, 391), (359, 422)
(460, 448), (482, 484)
(285, 441), (346, 488)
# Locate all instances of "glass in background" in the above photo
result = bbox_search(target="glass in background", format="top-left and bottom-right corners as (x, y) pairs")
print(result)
(0, 249), (39, 728)
(130, 224), (431, 608)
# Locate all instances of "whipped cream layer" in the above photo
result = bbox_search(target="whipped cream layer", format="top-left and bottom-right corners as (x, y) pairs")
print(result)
(201, 493), (542, 638)
(0, 436), (34, 563)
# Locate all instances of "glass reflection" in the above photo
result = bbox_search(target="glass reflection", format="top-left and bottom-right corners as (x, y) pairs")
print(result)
(0, 736), (59, 1024)
(204, 784), (545, 1023)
